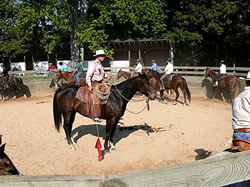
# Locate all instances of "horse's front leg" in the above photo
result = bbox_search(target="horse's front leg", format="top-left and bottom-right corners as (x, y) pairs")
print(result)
(0, 91), (5, 101)
(159, 90), (165, 103)
(211, 87), (216, 101)
(109, 118), (120, 150)
(104, 118), (116, 152)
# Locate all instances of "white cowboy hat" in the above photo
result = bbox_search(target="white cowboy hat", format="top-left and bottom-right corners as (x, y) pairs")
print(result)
(94, 49), (106, 57)
(246, 71), (250, 81)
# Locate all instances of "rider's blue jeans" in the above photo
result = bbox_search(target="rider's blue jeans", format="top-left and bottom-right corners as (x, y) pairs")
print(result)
(76, 72), (83, 84)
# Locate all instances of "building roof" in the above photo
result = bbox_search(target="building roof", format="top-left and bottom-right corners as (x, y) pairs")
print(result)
(105, 38), (172, 51)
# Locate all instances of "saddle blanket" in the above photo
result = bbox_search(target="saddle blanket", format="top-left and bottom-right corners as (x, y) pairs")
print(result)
(75, 86), (91, 103)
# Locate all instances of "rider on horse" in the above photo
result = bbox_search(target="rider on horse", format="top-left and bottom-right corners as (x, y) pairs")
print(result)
(73, 61), (84, 85)
(214, 60), (227, 87)
(160, 58), (173, 90)
(0, 64), (10, 86)
(151, 60), (158, 71)
(86, 49), (111, 122)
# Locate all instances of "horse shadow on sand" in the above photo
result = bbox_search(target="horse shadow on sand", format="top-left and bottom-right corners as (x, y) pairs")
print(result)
(201, 78), (231, 101)
(71, 122), (155, 145)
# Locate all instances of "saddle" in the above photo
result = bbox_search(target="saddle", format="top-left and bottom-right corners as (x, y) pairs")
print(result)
(75, 83), (111, 117)
(164, 73), (175, 82)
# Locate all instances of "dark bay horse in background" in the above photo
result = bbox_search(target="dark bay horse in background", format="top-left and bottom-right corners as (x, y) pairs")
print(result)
(147, 69), (191, 105)
(205, 68), (240, 102)
(0, 76), (27, 101)
(53, 74), (156, 152)
(116, 69), (139, 80)
(0, 135), (21, 175)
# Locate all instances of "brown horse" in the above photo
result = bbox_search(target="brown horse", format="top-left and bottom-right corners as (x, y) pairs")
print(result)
(53, 74), (156, 152)
(147, 69), (191, 105)
(204, 68), (241, 102)
(116, 69), (139, 80)
(55, 70), (86, 87)
(0, 135), (21, 175)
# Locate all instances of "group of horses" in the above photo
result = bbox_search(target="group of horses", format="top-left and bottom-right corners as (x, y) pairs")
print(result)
(53, 67), (241, 153)
(0, 67), (242, 175)
(117, 69), (191, 105)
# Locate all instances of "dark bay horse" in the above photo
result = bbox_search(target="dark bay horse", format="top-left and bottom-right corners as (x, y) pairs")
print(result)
(53, 73), (156, 151)
(116, 69), (139, 80)
(147, 70), (191, 105)
(0, 76), (27, 101)
(0, 135), (21, 175)
(205, 68), (240, 102)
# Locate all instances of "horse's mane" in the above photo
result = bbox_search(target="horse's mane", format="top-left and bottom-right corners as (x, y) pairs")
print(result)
(113, 75), (141, 89)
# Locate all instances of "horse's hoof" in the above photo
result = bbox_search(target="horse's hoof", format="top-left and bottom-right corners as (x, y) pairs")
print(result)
(70, 144), (77, 150)
(183, 103), (187, 106)
(105, 149), (111, 154)
(12, 96), (17, 99)
(24, 95), (27, 99)
(173, 101), (177, 105)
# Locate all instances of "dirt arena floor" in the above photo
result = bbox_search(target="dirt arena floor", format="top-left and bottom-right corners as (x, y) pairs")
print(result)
(0, 87), (233, 176)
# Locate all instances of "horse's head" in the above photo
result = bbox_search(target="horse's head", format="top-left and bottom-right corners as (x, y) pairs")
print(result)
(0, 135), (21, 175)
(55, 70), (62, 82)
(137, 73), (156, 100)
(117, 69), (122, 80)
(204, 68), (215, 79)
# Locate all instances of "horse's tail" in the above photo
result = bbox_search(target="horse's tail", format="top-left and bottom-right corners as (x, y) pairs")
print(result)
(53, 88), (62, 131)
(182, 78), (191, 103)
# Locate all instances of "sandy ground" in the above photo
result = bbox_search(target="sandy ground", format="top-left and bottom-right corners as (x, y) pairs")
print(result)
(0, 88), (233, 176)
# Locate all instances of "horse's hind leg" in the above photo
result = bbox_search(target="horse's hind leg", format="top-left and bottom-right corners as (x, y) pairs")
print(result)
(63, 111), (77, 149)
(173, 89), (180, 105)
(181, 87), (187, 106)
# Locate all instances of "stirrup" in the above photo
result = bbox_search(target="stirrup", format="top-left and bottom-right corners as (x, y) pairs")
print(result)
(92, 116), (102, 122)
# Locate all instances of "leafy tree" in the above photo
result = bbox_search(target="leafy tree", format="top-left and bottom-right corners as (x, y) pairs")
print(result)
(0, 0), (26, 62)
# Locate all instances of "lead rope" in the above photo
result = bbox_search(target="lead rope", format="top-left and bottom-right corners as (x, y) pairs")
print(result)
(92, 93), (103, 161)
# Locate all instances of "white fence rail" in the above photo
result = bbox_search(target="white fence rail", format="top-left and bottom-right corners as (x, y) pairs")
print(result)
(9, 66), (249, 78)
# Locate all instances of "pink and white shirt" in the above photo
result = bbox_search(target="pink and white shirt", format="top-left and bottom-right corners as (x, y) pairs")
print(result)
(86, 59), (106, 86)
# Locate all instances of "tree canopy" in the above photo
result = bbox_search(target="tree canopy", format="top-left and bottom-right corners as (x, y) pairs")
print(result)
(0, 0), (249, 66)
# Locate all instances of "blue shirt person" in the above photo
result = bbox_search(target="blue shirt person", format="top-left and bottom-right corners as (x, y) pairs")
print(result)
(151, 60), (158, 71)
(58, 62), (67, 71)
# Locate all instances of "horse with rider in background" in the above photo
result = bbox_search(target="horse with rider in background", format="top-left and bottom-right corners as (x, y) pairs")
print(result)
(204, 67), (241, 102)
(0, 75), (27, 101)
(55, 70), (86, 88)
(117, 69), (139, 80)
(0, 135), (22, 175)
(146, 69), (191, 106)
(53, 73), (156, 153)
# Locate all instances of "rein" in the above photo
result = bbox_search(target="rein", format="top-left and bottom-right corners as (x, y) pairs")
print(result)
(112, 83), (151, 114)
